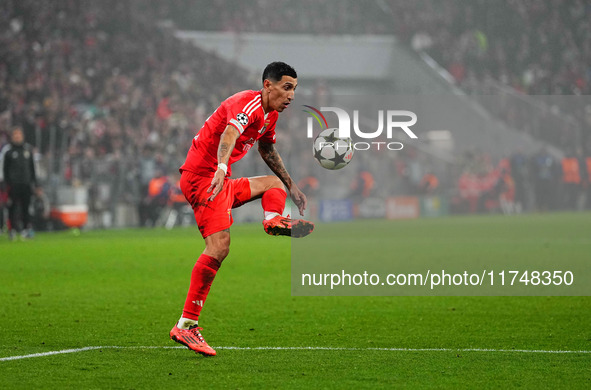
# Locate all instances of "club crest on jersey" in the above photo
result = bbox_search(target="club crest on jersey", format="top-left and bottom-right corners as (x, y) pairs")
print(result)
(259, 120), (270, 134)
(237, 112), (249, 126)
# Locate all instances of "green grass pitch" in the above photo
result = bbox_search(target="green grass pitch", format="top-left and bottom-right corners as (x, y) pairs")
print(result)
(0, 213), (590, 389)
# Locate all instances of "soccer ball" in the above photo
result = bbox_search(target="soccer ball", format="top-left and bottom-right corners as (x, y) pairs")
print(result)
(313, 128), (354, 170)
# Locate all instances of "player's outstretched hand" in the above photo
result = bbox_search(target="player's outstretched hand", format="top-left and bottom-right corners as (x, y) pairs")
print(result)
(290, 185), (308, 216)
(207, 170), (226, 201)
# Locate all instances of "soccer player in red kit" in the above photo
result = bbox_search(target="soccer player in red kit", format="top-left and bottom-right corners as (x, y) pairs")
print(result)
(169, 62), (314, 356)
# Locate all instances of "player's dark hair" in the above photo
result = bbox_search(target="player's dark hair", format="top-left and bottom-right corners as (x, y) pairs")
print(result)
(262, 62), (297, 84)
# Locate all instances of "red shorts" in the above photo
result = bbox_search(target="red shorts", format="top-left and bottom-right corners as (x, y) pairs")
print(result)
(180, 170), (252, 238)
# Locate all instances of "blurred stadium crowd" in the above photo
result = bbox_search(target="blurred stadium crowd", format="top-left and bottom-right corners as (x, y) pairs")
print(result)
(0, 0), (253, 228)
(170, 0), (591, 151)
(171, 0), (591, 95)
(0, 0), (590, 231)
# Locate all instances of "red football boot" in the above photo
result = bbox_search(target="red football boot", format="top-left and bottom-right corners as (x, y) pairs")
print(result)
(263, 215), (314, 238)
(170, 325), (216, 356)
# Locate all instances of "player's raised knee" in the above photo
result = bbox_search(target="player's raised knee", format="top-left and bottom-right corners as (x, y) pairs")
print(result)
(268, 175), (285, 191)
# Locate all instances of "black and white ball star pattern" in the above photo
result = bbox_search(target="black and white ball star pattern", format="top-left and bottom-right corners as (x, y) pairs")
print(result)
(237, 113), (249, 126)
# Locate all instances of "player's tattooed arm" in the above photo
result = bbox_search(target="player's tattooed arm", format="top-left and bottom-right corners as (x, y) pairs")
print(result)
(207, 125), (240, 201)
(259, 141), (307, 215)
(217, 125), (240, 165)
(258, 141), (293, 189)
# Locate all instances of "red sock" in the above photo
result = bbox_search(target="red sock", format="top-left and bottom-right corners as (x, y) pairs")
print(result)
(182, 254), (220, 321)
(262, 187), (286, 215)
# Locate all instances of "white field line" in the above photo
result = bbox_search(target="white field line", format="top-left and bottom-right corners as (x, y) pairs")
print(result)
(1, 345), (590, 362)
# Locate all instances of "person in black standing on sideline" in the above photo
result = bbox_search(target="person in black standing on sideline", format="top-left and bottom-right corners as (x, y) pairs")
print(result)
(3, 127), (37, 240)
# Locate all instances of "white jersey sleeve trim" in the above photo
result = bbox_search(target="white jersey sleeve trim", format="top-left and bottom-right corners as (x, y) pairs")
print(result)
(246, 102), (261, 116)
(229, 119), (245, 134)
(242, 95), (260, 114)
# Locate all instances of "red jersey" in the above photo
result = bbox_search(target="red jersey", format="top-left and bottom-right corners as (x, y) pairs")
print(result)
(180, 90), (278, 177)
